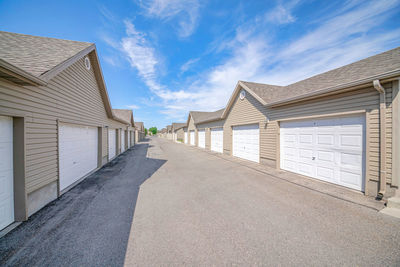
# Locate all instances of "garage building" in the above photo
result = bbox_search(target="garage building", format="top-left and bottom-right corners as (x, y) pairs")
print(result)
(222, 47), (400, 198)
(195, 109), (225, 153)
(172, 122), (186, 142)
(0, 31), (133, 231)
(135, 122), (145, 142)
(113, 109), (136, 150)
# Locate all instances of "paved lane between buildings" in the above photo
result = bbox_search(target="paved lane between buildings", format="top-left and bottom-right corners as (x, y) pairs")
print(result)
(124, 137), (400, 266)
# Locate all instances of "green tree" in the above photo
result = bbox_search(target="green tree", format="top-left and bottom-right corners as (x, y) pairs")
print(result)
(149, 127), (157, 135)
(145, 128), (148, 136)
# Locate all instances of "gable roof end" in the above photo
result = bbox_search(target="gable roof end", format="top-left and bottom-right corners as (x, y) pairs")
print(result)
(221, 81), (275, 118)
(112, 109), (134, 125)
(135, 122), (144, 131)
(172, 122), (187, 131)
(0, 31), (115, 119)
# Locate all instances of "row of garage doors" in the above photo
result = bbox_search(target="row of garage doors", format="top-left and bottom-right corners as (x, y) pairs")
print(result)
(0, 120), (134, 230)
(182, 114), (365, 192)
(60, 126), (134, 191)
(185, 128), (223, 153)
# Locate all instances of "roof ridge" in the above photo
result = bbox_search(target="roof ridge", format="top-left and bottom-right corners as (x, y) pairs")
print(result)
(0, 30), (93, 45)
(241, 80), (282, 87)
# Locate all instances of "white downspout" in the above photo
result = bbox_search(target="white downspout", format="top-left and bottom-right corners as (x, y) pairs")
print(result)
(373, 80), (387, 199)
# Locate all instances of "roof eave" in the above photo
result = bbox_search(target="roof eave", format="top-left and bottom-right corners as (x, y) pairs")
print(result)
(0, 59), (47, 86)
(266, 69), (400, 108)
(196, 117), (224, 125)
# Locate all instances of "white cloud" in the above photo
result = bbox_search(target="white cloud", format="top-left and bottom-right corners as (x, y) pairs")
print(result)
(113, 21), (199, 104)
(127, 104), (140, 109)
(156, 0), (400, 120)
(180, 57), (199, 73)
(265, 0), (300, 24)
(266, 5), (296, 24)
(103, 55), (119, 67)
(122, 20), (158, 81)
(139, 0), (201, 37)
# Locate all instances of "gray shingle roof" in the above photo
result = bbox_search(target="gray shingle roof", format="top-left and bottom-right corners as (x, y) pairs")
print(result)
(113, 109), (133, 125)
(135, 122), (144, 130)
(0, 31), (92, 77)
(190, 108), (224, 124)
(172, 122), (186, 130)
(242, 46), (400, 104)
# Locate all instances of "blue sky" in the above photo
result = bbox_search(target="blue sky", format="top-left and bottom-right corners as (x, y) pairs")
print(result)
(1, 0), (399, 129)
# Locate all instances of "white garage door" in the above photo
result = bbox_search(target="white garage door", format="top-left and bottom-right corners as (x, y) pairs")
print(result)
(184, 132), (188, 144)
(190, 130), (195, 145)
(198, 130), (205, 148)
(280, 115), (365, 191)
(211, 127), (223, 153)
(108, 129), (116, 160)
(59, 124), (98, 191)
(233, 124), (259, 163)
(0, 116), (14, 230)
(121, 130), (125, 153)
(128, 131), (131, 148)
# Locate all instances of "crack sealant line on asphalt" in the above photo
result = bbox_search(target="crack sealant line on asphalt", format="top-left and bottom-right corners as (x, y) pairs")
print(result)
(188, 145), (382, 212)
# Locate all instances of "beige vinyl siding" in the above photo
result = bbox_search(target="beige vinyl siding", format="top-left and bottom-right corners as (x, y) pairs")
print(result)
(223, 91), (271, 162)
(197, 120), (225, 151)
(0, 54), (126, 194)
(265, 83), (394, 186)
(175, 128), (184, 141)
(188, 115), (197, 145)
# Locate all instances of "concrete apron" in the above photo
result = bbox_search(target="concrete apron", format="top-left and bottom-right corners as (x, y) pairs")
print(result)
(187, 144), (385, 212)
(380, 190), (400, 218)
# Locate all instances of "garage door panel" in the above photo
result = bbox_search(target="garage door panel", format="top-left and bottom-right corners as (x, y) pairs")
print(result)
(340, 152), (362, 167)
(211, 128), (223, 153)
(340, 134), (362, 148)
(299, 149), (313, 160)
(190, 131), (195, 145)
(198, 130), (205, 148)
(340, 170), (361, 188)
(299, 134), (312, 144)
(108, 130), (116, 159)
(280, 115), (364, 191)
(317, 150), (334, 163)
(60, 124), (98, 191)
(298, 163), (314, 177)
(316, 166), (335, 181)
(283, 147), (296, 158)
(317, 134), (334, 145)
(232, 124), (259, 163)
(283, 159), (297, 172)
(121, 131), (125, 152)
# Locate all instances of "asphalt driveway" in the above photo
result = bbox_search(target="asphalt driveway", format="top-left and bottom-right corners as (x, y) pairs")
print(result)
(0, 140), (166, 266)
(126, 137), (400, 266)
(1, 137), (400, 266)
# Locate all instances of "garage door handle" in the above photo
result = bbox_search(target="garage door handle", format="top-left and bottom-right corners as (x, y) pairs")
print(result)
(312, 157), (315, 160)
(73, 161), (77, 164)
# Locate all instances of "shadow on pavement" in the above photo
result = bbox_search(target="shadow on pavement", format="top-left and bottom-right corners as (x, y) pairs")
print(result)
(0, 142), (166, 267)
